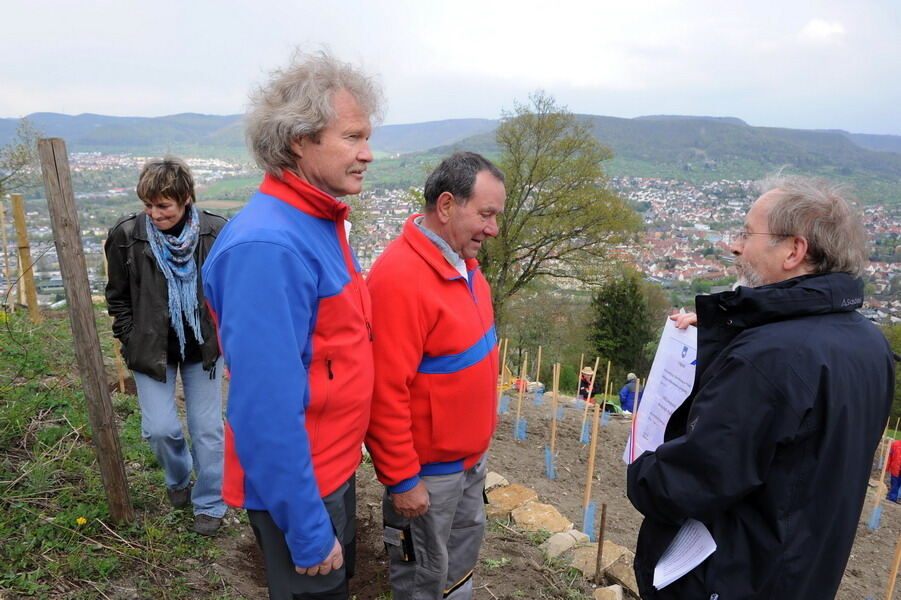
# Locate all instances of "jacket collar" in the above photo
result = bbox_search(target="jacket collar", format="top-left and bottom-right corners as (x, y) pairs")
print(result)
(401, 214), (479, 280)
(698, 272), (864, 330)
(259, 170), (349, 222)
(132, 206), (215, 242)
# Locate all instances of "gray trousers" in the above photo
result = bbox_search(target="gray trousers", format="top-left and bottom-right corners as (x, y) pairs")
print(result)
(382, 457), (487, 600)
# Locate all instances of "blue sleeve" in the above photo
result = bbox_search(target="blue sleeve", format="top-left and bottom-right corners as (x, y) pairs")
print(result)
(203, 241), (334, 568)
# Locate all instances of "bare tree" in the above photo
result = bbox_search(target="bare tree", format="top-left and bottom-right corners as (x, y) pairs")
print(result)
(0, 119), (42, 198)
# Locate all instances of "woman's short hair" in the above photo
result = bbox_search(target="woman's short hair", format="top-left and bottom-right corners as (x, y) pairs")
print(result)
(136, 156), (195, 205)
(245, 50), (384, 177)
(757, 174), (868, 277)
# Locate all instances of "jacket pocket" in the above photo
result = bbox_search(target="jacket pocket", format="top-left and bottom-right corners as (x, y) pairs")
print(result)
(307, 354), (333, 451)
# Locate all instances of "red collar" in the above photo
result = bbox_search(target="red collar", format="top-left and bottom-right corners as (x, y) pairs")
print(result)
(259, 170), (349, 222)
(401, 214), (479, 280)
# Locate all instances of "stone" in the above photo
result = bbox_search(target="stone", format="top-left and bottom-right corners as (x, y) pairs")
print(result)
(485, 471), (508, 490)
(605, 554), (639, 598)
(593, 585), (623, 600)
(486, 484), (538, 518)
(570, 543), (598, 578)
(598, 540), (631, 572)
(541, 530), (590, 558)
(511, 501), (573, 533)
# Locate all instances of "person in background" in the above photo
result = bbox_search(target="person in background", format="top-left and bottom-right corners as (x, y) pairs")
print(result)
(105, 156), (227, 536)
(628, 175), (894, 599)
(578, 366), (601, 400)
(202, 51), (383, 600)
(618, 372), (642, 414)
(887, 438), (901, 503)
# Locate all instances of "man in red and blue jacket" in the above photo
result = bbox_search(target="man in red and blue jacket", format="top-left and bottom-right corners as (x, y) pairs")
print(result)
(202, 52), (382, 600)
(366, 152), (505, 600)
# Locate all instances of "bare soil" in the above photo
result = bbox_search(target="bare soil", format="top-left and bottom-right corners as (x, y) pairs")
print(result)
(211, 391), (901, 599)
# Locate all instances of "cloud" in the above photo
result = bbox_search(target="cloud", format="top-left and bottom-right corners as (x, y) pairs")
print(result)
(799, 19), (847, 44)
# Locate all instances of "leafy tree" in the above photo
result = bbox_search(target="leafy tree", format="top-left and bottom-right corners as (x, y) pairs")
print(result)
(480, 92), (641, 324)
(588, 268), (665, 380)
(0, 119), (41, 199)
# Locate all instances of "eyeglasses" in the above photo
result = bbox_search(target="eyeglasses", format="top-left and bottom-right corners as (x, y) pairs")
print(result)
(731, 230), (792, 243)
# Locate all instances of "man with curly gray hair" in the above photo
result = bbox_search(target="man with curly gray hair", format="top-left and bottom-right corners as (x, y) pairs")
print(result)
(203, 51), (383, 600)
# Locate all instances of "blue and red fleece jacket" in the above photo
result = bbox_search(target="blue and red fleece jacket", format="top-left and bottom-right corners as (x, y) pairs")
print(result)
(365, 215), (498, 493)
(202, 171), (373, 568)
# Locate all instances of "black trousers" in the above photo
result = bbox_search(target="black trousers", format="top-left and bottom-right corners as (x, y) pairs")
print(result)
(248, 476), (356, 600)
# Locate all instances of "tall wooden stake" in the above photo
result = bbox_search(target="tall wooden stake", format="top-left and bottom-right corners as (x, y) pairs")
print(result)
(514, 352), (529, 430)
(10, 193), (41, 323)
(599, 361), (612, 413)
(498, 337), (509, 396)
(873, 421), (894, 515)
(583, 394), (603, 514)
(38, 138), (134, 523)
(534, 345), (542, 385)
(578, 353), (585, 386)
(885, 525), (901, 600)
(550, 363), (560, 455)
(0, 197), (13, 311)
(100, 241), (126, 394)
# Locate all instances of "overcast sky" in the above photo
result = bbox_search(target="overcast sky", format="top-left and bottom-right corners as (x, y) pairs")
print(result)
(4, 0), (899, 134)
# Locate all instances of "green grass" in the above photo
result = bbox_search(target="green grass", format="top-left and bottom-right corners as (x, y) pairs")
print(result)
(0, 309), (240, 599)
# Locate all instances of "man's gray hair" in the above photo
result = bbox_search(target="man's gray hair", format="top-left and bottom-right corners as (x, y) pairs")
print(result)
(244, 50), (384, 177)
(757, 174), (868, 277)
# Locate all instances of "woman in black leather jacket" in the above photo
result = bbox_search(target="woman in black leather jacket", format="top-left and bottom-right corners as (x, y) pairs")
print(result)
(104, 156), (227, 536)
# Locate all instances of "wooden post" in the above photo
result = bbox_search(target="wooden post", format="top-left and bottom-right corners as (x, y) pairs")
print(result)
(583, 394), (603, 514)
(38, 138), (134, 523)
(499, 338), (509, 387)
(581, 356), (601, 432)
(599, 361), (612, 413)
(534, 345), (542, 385)
(514, 352), (529, 429)
(0, 197), (14, 311)
(885, 525), (901, 600)
(549, 363), (560, 455)
(10, 193), (41, 323)
(874, 426), (893, 515)
(594, 503), (608, 584)
(100, 240), (127, 394)
(578, 353), (584, 389)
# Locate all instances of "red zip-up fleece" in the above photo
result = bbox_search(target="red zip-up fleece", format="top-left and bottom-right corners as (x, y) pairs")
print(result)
(365, 215), (498, 493)
(202, 171), (373, 568)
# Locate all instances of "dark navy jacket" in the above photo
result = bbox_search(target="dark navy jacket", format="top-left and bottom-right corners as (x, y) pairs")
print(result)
(628, 272), (894, 600)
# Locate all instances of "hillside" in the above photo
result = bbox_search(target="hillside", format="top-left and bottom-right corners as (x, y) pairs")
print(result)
(3, 112), (900, 203)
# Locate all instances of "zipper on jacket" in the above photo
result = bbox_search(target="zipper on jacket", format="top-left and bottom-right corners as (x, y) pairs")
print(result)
(327, 359), (334, 380)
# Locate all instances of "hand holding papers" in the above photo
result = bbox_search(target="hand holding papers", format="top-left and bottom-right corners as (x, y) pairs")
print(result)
(625, 317), (712, 588)
(652, 518), (717, 590)
(623, 317), (697, 464)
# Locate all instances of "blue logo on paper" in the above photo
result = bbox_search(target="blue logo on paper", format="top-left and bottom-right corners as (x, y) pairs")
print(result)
(681, 345), (688, 359)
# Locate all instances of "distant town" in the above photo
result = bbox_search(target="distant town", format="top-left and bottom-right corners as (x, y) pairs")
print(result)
(3, 152), (898, 324)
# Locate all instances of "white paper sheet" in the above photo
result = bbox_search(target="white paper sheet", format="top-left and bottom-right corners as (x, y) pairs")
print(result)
(623, 317), (697, 464)
(652, 518), (717, 589)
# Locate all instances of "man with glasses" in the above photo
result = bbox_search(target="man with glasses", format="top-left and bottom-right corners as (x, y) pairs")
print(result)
(627, 175), (895, 599)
